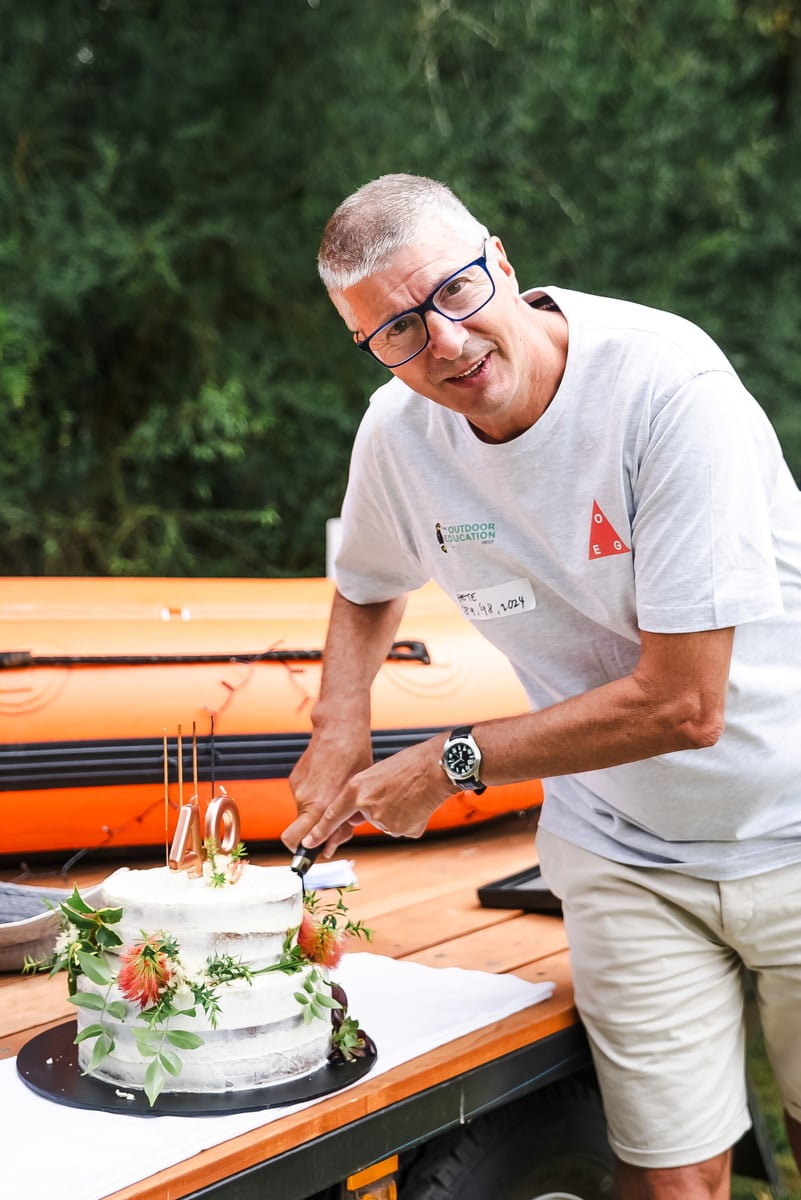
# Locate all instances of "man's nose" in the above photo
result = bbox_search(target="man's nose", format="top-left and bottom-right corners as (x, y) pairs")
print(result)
(424, 311), (470, 359)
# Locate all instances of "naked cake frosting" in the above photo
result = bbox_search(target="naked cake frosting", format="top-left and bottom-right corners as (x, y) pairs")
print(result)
(73, 862), (333, 1096)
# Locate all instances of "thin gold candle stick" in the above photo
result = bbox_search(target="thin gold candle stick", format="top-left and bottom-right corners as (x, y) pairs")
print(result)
(192, 720), (198, 800)
(177, 723), (183, 808)
(163, 728), (169, 866)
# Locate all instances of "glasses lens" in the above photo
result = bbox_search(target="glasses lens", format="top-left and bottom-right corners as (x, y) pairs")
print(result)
(369, 313), (427, 367)
(434, 263), (494, 319)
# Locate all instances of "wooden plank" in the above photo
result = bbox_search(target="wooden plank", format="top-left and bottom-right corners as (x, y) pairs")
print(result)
(512, 947), (575, 995)
(346, 820), (538, 918)
(333, 823), (540, 957)
(355, 889), (520, 958)
(407, 912), (568, 973)
(1, 1016), (75, 1060)
(0, 972), (73, 1040)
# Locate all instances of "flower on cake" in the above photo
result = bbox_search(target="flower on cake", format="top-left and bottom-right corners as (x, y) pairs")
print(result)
(298, 912), (347, 967)
(51, 922), (81, 963)
(296, 886), (371, 968)
(117, 935), (175, 1009)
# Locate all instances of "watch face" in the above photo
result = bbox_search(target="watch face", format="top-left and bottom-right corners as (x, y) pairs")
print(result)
(444, 739), (477, 779)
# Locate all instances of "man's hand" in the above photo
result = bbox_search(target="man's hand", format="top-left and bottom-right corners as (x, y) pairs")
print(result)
(282, 718), (374, 857)
(284, 732), (454, 859)
(281, 588), (412, 858)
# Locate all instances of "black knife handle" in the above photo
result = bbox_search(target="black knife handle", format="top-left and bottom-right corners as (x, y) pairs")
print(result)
(290, 844), (323, 876)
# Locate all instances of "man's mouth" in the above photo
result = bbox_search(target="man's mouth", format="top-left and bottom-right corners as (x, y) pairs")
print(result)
(449, 355), (488, 382)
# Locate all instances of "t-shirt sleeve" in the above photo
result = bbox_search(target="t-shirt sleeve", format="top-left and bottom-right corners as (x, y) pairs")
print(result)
(334, 404), (430, 604)
(632, 370), (784, 633)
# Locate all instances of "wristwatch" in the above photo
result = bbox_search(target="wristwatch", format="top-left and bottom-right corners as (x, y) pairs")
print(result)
(439, 726), (487, 795)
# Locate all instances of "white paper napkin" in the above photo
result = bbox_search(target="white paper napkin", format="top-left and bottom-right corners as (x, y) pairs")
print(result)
(305, 859), (358, 889)
(2, 954), (554, 1200)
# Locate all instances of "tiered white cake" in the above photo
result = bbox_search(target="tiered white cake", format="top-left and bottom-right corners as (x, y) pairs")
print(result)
(75, 864), (331, 1094)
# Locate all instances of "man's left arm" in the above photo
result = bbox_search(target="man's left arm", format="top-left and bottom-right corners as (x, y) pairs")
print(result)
(300, 625), (734, 850)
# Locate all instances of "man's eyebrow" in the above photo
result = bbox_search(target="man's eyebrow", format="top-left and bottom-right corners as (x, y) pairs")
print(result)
(382, 263), (458, 323)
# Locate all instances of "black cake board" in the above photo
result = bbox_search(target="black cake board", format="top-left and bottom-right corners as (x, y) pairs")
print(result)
(17, 1020), (377, 1118)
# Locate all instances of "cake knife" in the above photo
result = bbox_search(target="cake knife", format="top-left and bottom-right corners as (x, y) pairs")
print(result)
(290, 844), (322, 881)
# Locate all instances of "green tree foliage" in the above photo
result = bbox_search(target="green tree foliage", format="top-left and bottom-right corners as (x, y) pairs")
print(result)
(1, 0), (799, 576)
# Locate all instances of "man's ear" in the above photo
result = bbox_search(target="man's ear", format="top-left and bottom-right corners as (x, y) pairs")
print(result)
(490, 236), (517, 286)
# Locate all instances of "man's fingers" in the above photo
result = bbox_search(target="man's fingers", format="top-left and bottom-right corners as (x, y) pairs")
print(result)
(281, 810), (322, 853)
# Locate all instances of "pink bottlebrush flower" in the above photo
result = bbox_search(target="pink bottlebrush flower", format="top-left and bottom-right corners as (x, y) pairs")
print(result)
(297, 913), (348, 968)
(117, 935), (172, 1009)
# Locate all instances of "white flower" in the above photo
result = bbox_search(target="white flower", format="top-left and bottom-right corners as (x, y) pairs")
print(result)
(53, 925), (79, 957)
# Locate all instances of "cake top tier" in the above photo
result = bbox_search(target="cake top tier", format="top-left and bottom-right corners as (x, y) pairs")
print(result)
(100, 863), (301, 910)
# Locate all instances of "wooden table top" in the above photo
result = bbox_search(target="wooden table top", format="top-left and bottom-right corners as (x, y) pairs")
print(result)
(0, 812), (579, 1200)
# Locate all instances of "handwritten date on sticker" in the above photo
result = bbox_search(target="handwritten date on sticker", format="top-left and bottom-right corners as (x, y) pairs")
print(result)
(455, 578), (535, 621)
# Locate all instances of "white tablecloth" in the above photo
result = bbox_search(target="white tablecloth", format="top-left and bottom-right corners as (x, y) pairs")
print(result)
(3, 953), (553, 1200)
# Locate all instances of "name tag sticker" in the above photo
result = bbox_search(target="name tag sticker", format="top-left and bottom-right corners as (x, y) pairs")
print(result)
(455, 578), (536, 621)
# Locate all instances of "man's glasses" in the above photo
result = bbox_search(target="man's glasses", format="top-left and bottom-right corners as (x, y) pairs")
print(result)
(356, 242), (495, 368)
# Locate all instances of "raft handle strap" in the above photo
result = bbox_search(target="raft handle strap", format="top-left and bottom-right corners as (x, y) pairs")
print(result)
(0, 641), (431, 668)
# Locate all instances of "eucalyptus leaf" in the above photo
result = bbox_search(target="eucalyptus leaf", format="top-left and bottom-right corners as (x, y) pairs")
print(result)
(144, 1059), (166, 1106)
(74, 1023), (105, 1043)
(133, 1028), (161, 1056)
(165, 1029), (205, 1050)
(69, 991), (107, 1011)
(83, 1031), (114, 1073)
(313, 993), (342, 1010)
(158, 1049), (183, 1076)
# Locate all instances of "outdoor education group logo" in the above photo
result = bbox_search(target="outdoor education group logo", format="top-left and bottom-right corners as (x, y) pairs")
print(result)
(434, 504), (628, 559)
(435, 520), (497, 553)
(588, 500), (630, 559)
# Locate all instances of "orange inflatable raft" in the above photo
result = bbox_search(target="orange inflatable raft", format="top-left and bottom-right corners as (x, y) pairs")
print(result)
(0, 578), (540, 858)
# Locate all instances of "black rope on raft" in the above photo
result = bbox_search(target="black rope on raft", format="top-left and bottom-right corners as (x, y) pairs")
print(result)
(0, 640), (430, 669)
(210, 714), (216, 793)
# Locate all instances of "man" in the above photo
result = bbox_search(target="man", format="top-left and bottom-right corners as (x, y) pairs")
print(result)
(282, 173), (801, 1198)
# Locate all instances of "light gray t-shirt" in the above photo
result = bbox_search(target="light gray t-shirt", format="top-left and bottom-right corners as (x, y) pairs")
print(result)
(335, 287), (801, 880)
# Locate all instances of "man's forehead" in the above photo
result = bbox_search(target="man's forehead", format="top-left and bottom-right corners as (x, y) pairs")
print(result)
(384, 225), (479, 281)
(340, 232), (482, 331)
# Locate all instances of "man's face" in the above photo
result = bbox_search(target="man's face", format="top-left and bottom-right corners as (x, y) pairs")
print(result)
(334, 223), (542, 442)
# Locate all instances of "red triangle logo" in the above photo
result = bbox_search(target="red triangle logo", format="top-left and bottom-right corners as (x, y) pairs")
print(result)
(588, 500), (630, 559)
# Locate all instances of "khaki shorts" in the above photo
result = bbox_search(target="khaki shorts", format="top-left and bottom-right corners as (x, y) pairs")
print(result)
(537, 825), (801, 1169)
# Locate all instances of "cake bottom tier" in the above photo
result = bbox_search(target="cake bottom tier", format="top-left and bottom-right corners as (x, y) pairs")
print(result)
(76, 971), (333, 1094)
(80, 1016), (332, 1093)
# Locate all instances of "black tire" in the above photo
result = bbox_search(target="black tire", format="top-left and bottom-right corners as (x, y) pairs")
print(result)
(400, 1074), (616, 1199)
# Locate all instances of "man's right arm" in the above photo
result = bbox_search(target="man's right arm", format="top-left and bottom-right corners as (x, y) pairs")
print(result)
(281, 588), (408, 853)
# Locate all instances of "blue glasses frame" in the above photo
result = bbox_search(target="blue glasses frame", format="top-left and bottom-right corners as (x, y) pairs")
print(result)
(356, 242), (494, 368)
